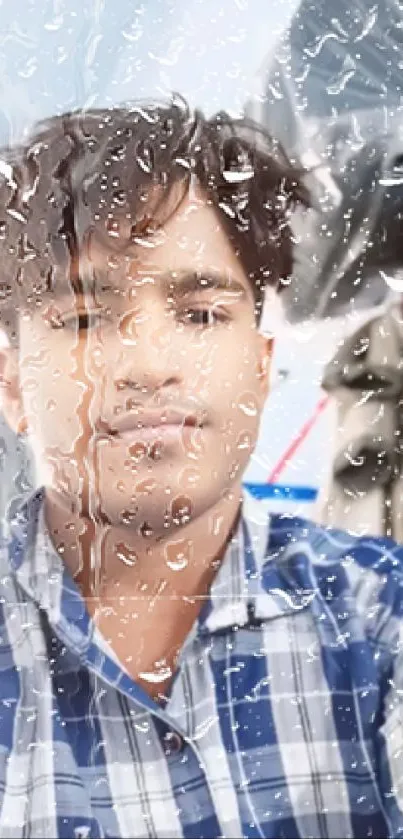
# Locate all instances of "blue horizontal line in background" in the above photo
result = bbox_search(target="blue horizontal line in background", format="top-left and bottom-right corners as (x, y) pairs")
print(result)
(243, 483), (318, 502)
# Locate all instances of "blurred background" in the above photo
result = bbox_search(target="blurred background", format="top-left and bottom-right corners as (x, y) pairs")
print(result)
(0, 0), (402, 538)
(0, 0), (298, 141)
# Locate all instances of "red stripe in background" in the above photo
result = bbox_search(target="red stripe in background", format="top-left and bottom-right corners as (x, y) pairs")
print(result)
(267, 394), (331, 485)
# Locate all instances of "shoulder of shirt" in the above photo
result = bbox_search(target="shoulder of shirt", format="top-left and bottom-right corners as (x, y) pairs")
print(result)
(259, 511), (403, 627)
(266, 511), (403, 574)
(241, 499), (403, 625)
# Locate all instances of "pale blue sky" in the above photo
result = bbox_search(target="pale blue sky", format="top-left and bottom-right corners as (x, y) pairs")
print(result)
(0, 0), (300, 142)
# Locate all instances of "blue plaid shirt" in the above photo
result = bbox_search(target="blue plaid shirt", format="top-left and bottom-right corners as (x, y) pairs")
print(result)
(0, 488), (403, 839)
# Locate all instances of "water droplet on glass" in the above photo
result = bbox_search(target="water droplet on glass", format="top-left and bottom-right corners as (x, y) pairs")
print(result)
(237, 394), (258, 417)
(120, 509), (138, 525)
(17, 235), (37, 262)
(22, 377), (38, 393)
(43, 306), (65, 330)
(124, 398), (140, 414)
(149, 440), (164, 461)
(136, 140), (154, 174)
(44, 14), (64, 31)
(177, 466), (201, 490)
(352, 336), (369, 357)
(122, 20), (143, 42)
(24, 348), (50, 369)
(0, 283), (12, 300)
(110, 145), (126, 162)
(139, 662), (172, 683)
(212, 515), (224, 536)
(222, 167), (254, 184)
(166, 555), (187, 572)
(182, 426), (205, 459)
(118, 310), (138, 345)
(162, 117), (174, 137)
(326, 55), (356, 95)
(19, 57), (38, 79)
(236, 431), (252, 450)
(65, 521), (76, 532)
(113, 189), (127, 206)
(135, 478), (157, 496)
(116, 542), (138, 567)
(105, 218), (120, 238)
(139, 521), (153, 538)
(165, 538), (192, 571)
(107, 254), (120, 271)
(229, 461), (241, 480)
(129, 441), (147, 462)
(171, 495), (192, 526)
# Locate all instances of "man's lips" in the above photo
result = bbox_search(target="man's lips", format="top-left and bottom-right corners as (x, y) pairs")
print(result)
(95, 409), (204, 442)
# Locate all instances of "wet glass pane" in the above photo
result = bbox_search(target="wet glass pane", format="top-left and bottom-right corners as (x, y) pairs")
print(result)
(0, 2), (402, 838)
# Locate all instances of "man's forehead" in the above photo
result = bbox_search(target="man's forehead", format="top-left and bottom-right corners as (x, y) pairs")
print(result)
(88, 190), (228, 260)
(43, 190), (248, 300)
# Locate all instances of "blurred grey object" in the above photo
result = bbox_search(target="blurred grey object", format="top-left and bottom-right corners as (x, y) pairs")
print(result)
(322, 309), (403, 397)
(248, 0), (403, 322)
(321, 302), (403, 538)
(331, 393), (396, 492)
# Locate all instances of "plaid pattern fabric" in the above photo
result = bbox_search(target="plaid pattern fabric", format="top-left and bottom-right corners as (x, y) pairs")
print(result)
(0, 488), (402, 838)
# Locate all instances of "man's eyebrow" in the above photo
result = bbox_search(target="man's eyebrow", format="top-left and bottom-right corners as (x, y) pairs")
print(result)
(45, 268), (251, 301)
(45, 267), (113, 299)
(160, 271), (250, 299)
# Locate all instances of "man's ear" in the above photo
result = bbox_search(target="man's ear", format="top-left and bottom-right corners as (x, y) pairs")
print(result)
(0, 347), (26, 435)
(257, 335), (274, 402)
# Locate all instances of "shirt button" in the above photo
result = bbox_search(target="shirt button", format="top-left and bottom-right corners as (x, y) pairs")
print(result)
(162, 730), (184, 757)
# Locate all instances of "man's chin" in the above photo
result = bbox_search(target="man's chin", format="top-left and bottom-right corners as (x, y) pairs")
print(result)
(91, 487), (197, 537)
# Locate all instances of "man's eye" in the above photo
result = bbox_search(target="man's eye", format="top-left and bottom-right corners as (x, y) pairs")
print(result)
(68, 312), (106, 332)
(48, 311), (108, 331)
(76, 313), (101, 331)
(180, 308), (228, 327)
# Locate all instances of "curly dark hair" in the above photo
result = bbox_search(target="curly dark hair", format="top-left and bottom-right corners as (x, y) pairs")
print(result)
(0, 96), (309, 344)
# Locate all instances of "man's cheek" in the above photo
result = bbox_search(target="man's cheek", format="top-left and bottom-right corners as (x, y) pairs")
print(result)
(24, 377), (86, 449)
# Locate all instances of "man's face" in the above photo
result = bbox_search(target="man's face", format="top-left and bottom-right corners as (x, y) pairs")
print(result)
(6, 189), (271, 536)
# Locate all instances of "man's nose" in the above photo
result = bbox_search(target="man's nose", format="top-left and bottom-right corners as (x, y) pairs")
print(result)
(112, 306), (182, 395)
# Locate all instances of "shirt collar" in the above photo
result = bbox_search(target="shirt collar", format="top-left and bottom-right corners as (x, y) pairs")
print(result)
(5, 488), (91, 656)
(5, 488), (318, 653)
(197, 492), (317, 634)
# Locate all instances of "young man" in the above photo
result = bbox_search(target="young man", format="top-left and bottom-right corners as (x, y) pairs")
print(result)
(0, 98), (401, 839)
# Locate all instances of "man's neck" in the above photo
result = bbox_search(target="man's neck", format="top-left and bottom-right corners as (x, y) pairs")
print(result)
(43, 487), (242, 700)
